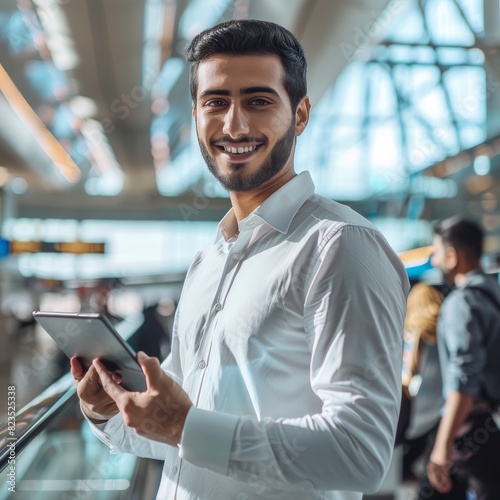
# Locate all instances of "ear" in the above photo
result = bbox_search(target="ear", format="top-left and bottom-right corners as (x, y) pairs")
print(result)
(445, 245), (458, 269)
(294, 95), (311, 137)
(192, 106), (195, 118)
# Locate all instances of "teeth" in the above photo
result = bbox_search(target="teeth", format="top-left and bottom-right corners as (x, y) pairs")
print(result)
(224, 145), (257, 154)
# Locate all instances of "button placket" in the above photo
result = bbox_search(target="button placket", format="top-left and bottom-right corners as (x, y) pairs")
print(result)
(191, 229), (249, 408)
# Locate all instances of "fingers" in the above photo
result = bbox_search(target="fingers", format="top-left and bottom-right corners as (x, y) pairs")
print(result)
(77, 364), (101, 397)
(428, 461), (451, 493)
(70, 356), (85, 380)
(71, 358), (100, 390)
(137, 351), (161, 391)
(93, 359), (126, 401)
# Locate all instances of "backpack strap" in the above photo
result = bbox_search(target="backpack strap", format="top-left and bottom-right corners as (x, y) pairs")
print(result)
(464, 285), (500, 408)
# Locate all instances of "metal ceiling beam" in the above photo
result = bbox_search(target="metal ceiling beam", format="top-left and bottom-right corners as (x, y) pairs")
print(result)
(246, 0), (397, 105)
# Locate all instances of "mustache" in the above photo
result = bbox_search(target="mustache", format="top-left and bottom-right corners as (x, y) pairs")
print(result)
(211, 136), (266, 144)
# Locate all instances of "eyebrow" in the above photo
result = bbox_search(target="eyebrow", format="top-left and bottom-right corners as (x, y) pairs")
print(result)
(241, 86), (279, 96)
(199, 86), (279, 99)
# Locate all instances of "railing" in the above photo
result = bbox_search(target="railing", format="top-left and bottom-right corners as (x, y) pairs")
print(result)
(0, 373), (76, 472)
(0, 314), (164, 500)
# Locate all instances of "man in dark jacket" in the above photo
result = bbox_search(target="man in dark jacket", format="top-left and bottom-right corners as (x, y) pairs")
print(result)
(419, 216), (500, 499)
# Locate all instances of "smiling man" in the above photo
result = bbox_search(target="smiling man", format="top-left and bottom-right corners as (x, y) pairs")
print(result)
(194, 53), (304, 199)
(72, 19), (409, 500)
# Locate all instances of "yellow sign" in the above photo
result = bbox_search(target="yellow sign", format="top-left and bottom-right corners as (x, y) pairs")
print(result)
(9, 241), (105, 255)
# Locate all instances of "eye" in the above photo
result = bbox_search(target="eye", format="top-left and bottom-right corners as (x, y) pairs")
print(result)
(204, 99), (227, 107)
(250, 98), (271, 106)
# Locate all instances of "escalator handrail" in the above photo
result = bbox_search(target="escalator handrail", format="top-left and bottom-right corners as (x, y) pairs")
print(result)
(0, 377), (77, 472)
(0, 313), (144, 473)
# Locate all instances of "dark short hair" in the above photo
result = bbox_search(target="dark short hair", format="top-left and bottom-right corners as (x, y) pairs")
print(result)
(434, 216), (484, 261)
(185, 19), (307, 111)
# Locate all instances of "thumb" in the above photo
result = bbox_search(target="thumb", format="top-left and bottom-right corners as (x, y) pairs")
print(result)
(137, 351), (161, 391)
(70, 356), (85, 380)
(137, 351), (149, 363)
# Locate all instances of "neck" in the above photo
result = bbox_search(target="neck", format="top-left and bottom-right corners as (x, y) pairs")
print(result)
(229, 166), (295, 222)
(453, 263), (481, 286)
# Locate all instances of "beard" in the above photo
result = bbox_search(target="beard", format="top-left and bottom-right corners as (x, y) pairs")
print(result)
(197, 119), (296, 192)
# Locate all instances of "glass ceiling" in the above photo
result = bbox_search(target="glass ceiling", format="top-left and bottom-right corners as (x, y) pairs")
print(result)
(157, 0), (487, 202)
(300, 0), (485, 201)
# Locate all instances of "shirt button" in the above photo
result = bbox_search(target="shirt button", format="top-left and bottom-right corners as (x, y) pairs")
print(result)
(214, 302), (222, 312)
(232, 253), (241, 261)
(198, 360), (207, 370)
(172, 466), (178, 475)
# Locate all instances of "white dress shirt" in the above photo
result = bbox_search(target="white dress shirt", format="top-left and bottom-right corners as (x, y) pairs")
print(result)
(91, 171), (409, 499)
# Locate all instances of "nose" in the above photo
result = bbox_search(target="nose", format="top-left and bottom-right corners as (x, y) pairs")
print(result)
(222, 103), (250, 138)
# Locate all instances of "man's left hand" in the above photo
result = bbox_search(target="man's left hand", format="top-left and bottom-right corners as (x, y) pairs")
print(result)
(427, 448), (452, 493)
(93, 351), (192, 447)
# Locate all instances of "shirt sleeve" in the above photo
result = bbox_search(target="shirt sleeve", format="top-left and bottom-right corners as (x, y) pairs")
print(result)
(86, 311), (185, 460)
(438, 290), (486, 398)
(85, 410), (171, 460)
(179, 224), (409, 493)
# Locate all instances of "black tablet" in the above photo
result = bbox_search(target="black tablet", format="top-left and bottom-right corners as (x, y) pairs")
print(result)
(32, 311), (147, 392)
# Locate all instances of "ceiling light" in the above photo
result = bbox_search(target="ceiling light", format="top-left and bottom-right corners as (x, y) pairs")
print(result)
(31, 0), (79, 71)
(69, 96), (98, 119)
(0, 64), (81, 183)
(81, 120), (124, 196)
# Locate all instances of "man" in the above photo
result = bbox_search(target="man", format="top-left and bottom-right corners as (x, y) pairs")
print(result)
(71, 19), (409, 499)
(420, 216), (500, 499)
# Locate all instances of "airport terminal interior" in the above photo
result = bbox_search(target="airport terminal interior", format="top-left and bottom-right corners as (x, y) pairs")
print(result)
(0, 0), (499, 498)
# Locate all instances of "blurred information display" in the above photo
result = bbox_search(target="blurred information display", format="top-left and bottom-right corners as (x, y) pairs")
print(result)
(0, 239), (105, 256)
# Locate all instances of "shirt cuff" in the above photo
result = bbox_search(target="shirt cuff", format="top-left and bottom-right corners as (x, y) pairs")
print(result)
(179, 407), (240, 475)
(83, 409), (123, 450)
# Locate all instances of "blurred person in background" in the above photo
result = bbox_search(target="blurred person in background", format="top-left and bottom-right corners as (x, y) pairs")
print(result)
(419, 216), (500, 499)
(396, 283), (444, 480)
(129, 302), (172, 360)
(71, 19), (409, 500)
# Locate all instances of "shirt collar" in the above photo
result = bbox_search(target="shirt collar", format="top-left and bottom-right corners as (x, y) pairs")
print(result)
(217, 171), (315, 242)
(460, 269), (483, 286)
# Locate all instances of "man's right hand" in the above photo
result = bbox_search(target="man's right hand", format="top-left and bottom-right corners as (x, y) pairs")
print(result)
(70, 356), (120, 423)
